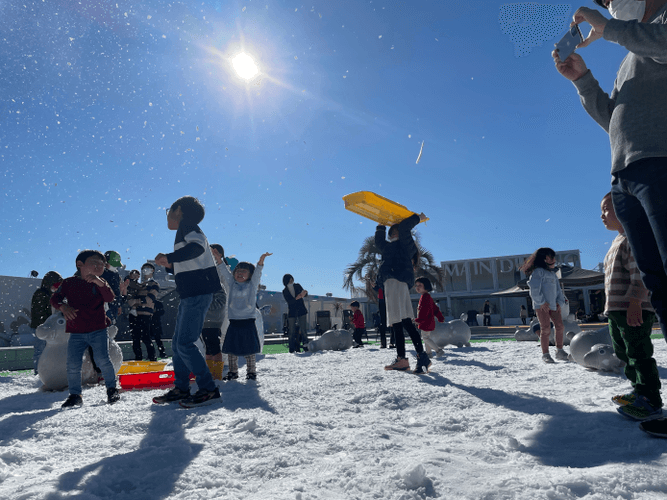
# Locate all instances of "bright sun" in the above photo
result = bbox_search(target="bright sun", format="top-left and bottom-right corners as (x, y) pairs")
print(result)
(231, 53), (259, 80)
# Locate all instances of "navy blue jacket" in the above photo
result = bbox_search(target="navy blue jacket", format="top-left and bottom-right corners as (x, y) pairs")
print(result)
(283, 283), (308, 318)
(375, 213), (420, 289)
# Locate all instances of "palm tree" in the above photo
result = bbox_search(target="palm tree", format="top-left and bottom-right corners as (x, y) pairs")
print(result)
(343, 231), (445, 301)
(412, 232), (446, 293)
(343, 236), (382, 302)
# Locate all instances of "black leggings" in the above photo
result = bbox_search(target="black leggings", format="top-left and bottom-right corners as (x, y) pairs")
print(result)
(392, 318), (423, 358)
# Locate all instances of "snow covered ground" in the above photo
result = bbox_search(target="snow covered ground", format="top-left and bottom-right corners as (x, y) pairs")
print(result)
(2, 338), (667, 500)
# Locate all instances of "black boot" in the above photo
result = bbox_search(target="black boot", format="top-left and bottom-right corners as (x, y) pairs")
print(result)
(413, 352), (432, 375)
(107, 387), (121, 404)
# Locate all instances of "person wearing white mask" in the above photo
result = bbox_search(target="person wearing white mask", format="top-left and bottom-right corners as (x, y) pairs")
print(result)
(102, 250), (124, 324)
(552, 0), (667, 438)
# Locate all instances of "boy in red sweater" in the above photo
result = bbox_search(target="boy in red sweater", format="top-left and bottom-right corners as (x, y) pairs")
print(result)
(350, 301), (366, 348)
(51, 250), (120, 408)
(414, 277), (445, 361)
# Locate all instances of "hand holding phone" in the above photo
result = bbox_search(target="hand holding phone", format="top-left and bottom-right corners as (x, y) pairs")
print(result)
(555, 25), (583, 62)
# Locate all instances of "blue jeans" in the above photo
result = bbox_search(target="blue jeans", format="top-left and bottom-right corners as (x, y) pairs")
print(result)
(172, 294), (215, 392)
(67, 328), (117, 395)
(611, 157), (667, 342)
(33, 336), (46, 374)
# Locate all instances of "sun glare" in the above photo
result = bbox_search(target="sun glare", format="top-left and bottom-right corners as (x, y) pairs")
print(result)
(231, 53), (259, 80)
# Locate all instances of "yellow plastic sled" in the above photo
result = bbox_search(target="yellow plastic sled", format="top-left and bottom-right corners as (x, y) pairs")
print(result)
(342, 191), (428, 226)
(117, 360), (169, 375)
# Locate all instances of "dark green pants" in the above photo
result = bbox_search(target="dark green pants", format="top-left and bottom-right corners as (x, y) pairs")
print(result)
(607, 310), (662, 407)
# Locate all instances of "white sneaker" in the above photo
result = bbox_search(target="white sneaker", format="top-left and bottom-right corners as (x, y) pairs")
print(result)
(555, 349), (569, 361)
(542, 353), (555, 364)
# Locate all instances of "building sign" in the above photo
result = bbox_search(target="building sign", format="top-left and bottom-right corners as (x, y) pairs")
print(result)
(441, 251), (581, 292)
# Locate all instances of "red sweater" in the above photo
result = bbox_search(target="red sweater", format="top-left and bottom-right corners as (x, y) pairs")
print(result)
(415, 293), (444, 332)
(351, 309), (365, 329)
(51, 276), (114, 333)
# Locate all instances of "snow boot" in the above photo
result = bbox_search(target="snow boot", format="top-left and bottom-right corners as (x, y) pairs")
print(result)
(384, 357), (410, 371)
(206, 360), (224, 381)
(413, 352), (432, 374)
(107, 387), (121, 404)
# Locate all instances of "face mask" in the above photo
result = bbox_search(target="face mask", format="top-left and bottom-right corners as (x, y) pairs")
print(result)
(142, 269), (153, 277)
(608, 0), (645, 21)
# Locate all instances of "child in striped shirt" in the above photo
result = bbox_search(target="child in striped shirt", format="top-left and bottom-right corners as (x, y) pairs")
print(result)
(601, 192), (662, 421)
(153, 196), (223, 407)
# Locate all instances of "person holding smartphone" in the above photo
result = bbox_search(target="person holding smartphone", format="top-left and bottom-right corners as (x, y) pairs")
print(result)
(552, 0), (667, 436)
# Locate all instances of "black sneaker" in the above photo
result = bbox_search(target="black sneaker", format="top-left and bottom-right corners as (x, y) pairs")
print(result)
(179, 387), (221, 408)
(107, 387), (121, 404)
(222, 371), (239, 381)
(246, 372), (257, 381)
(640, 417), (667, 438)
(61, 394), (83, 409)
(152, 387), (190, 405)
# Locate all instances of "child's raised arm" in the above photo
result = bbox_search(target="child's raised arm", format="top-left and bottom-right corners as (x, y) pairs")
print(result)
(258, 252), (272, 267)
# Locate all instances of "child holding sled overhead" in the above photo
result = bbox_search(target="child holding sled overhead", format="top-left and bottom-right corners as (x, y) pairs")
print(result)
(375, 212), (431, 374)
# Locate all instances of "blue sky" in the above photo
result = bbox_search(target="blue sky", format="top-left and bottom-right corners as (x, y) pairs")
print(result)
(1, 0), (629, 297)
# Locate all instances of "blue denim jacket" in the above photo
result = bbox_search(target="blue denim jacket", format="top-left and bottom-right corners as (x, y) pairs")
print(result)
(527, 268), (565, 310)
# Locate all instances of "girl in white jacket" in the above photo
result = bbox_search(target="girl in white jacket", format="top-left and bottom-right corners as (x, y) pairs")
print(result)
(520, 247), (568, 364)
(219, 252), (272, 381)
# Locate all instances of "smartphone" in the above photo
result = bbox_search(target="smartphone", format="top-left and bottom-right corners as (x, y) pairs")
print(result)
(555, 25), (583, 62)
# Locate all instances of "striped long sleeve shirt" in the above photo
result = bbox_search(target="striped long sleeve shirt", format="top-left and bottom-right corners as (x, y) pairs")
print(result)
(603, 233), (653, 314)
(166, 222), (222, 298)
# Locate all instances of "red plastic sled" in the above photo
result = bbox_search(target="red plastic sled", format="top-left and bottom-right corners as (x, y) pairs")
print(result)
(119, 371), (175, 390)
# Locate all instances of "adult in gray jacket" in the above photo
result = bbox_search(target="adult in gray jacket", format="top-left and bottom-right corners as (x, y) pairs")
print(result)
(552, 1), (667, 344)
